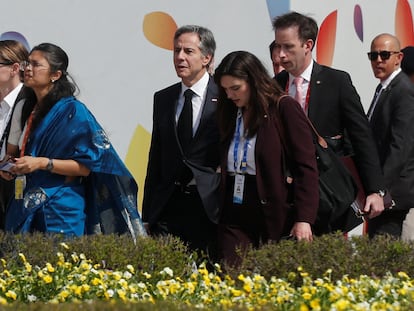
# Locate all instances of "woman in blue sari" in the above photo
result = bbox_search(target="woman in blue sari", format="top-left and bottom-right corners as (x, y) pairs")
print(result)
(4, 43), (146, 239)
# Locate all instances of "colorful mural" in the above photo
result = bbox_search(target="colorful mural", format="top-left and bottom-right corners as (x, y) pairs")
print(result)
(1, 1), (414, 212)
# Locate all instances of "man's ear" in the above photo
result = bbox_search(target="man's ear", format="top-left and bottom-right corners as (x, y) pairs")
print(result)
(202, 54), (212, 67)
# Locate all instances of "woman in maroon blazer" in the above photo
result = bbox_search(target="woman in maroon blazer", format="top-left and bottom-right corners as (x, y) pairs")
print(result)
(214, 51), (319, 266)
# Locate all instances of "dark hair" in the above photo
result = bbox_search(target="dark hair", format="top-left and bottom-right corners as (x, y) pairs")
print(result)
(269, 40), (276, 59)
(401, 46), (414, 76)
(174, 25), (216, 69)
(29, 43), (79, 130)
(214, 50), (284, 143)
(272, 11), (318, 50)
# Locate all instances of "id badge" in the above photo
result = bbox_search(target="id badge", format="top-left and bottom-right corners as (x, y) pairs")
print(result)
(15, 175), (26, 200)
(233, 174), (245, 204)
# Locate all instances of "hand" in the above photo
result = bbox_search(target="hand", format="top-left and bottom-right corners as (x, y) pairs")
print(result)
(362, 193), (385, 219)
(0, 170), (16, 181)
(290, 221), (313, 241)
(10, 156), (46, 175)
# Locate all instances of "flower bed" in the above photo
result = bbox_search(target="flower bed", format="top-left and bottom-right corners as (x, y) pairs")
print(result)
(1, 243), (414, 310)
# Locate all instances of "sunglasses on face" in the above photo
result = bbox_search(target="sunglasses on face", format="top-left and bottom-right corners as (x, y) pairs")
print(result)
(367, 50), (400, 61)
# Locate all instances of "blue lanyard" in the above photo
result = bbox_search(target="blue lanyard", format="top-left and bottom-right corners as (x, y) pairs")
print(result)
(233, 112), (249, 173)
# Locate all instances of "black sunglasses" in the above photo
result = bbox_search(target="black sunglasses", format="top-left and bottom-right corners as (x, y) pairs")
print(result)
(367, 50), (400, 61)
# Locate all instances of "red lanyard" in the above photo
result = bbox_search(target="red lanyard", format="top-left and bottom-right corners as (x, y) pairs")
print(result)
(286, 77), (311, 112)
(20, 112), (35, 157)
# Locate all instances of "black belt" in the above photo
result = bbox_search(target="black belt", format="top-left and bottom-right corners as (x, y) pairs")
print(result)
(174, 181), (198, 194)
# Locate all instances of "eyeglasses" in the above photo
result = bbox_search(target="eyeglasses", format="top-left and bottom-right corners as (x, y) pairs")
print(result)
(367, 51), (400, 61)
(20, 60), (48, 71)
(0, 61), (13, 67)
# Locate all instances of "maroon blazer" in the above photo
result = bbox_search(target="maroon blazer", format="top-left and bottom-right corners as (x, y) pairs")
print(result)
(220, 96), (319, 239)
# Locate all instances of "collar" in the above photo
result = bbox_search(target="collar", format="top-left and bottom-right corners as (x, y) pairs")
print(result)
(2, 83), (23, 109)
(379, 68), (402, 90)
(289, 59), (314, 85)
(180, 71), (210, 98)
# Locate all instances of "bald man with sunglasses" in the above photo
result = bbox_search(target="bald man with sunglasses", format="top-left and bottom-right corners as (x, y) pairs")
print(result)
(367, 33), (414, 238)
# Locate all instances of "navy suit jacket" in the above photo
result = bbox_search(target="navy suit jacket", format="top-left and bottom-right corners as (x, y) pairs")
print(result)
(276, 62), (385, 194)
(370, 71), (414, 210)
(143, 76), (220, 224)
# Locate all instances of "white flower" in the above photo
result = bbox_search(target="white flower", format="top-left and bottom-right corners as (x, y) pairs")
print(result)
(161, 267), (174, 277)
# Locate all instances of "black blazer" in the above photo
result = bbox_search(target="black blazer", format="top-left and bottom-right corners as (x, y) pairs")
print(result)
(276, 62), (385, 194)
(369, 71), (414, 210)
(142, 76), (220, 224)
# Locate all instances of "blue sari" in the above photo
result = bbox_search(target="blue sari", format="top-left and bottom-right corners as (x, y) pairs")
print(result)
(5, 97), (146, 239)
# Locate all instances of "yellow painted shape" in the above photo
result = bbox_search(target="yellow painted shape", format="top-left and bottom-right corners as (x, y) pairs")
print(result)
(125, 124), (151, 213)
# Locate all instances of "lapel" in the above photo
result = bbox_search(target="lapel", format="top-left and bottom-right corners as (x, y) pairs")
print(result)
(193, 76), (218, 140)
(307, 62), (323, 121)
(370, 72), (402, 123)
(170, 84), (182, 147)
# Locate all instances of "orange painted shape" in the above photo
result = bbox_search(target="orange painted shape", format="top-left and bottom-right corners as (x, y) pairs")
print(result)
(143, 11), (177, 50)
(316, 10), (337, 67)
(395, 0), (414, 47)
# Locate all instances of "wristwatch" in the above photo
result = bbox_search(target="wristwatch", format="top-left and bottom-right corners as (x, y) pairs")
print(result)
(46, 158), (54, 171)
(376, 189), (386, 197)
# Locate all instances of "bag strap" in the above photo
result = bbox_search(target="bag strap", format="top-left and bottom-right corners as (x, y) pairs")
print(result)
(302, 116), (328, 149)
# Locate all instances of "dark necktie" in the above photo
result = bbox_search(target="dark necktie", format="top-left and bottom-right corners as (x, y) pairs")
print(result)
(177, 89), (194, 153)
(367, 83), (383, 121)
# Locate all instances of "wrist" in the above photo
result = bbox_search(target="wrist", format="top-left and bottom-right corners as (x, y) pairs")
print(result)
(45, 158), (54, 172)
(370, 190), (386, 198)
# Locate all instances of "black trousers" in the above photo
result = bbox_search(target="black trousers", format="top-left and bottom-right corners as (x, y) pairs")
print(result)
(368, 208), (409, 238)
(0, 179), (13, 230)
(151, 185), (217, 259)
(218, 174), (267, 267)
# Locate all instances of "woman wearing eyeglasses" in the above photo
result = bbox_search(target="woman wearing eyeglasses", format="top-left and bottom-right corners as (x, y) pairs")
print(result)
(0, 40), (35, 230)
(5, 42), (146, 239)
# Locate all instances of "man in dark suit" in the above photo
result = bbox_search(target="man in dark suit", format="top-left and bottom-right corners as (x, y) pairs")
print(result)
(143, 25), (220, 256)
(367, 33), (414, 237)
(272, 12), (386, 234)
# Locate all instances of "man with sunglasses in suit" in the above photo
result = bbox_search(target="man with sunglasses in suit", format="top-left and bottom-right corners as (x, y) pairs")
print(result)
(272, 12), (386, 235)
(367, 33), (414, 237)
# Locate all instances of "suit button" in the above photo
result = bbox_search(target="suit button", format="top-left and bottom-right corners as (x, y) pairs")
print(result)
(260, 199), (268, 205)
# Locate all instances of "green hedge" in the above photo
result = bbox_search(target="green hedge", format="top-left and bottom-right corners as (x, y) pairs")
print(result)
(0, 232), (413, 310)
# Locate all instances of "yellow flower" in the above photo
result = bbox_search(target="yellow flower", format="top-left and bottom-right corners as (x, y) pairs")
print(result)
(0, 259), (6, 268)
(398, 271), (409, 279)
(310, 298), (321, 310)
(126, 264), (135, 274)
(18, 253), (27, 263)
(302, 292), (312, 300)
(142, 272), (151, 279)
(46, 262), (55, 273)
(117, 289), (127, 301)
(5, 290), (17, 300)
(0, 297), (7, 305)
(299, 303), (309, 311)
(58, 290), (70, 301)
(333, 298), (350, 310)
(60, 242), (70, 249)
(43, 275), (53, 284)
(70, 285), (82, 296)
(25, 262), (32, 273)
